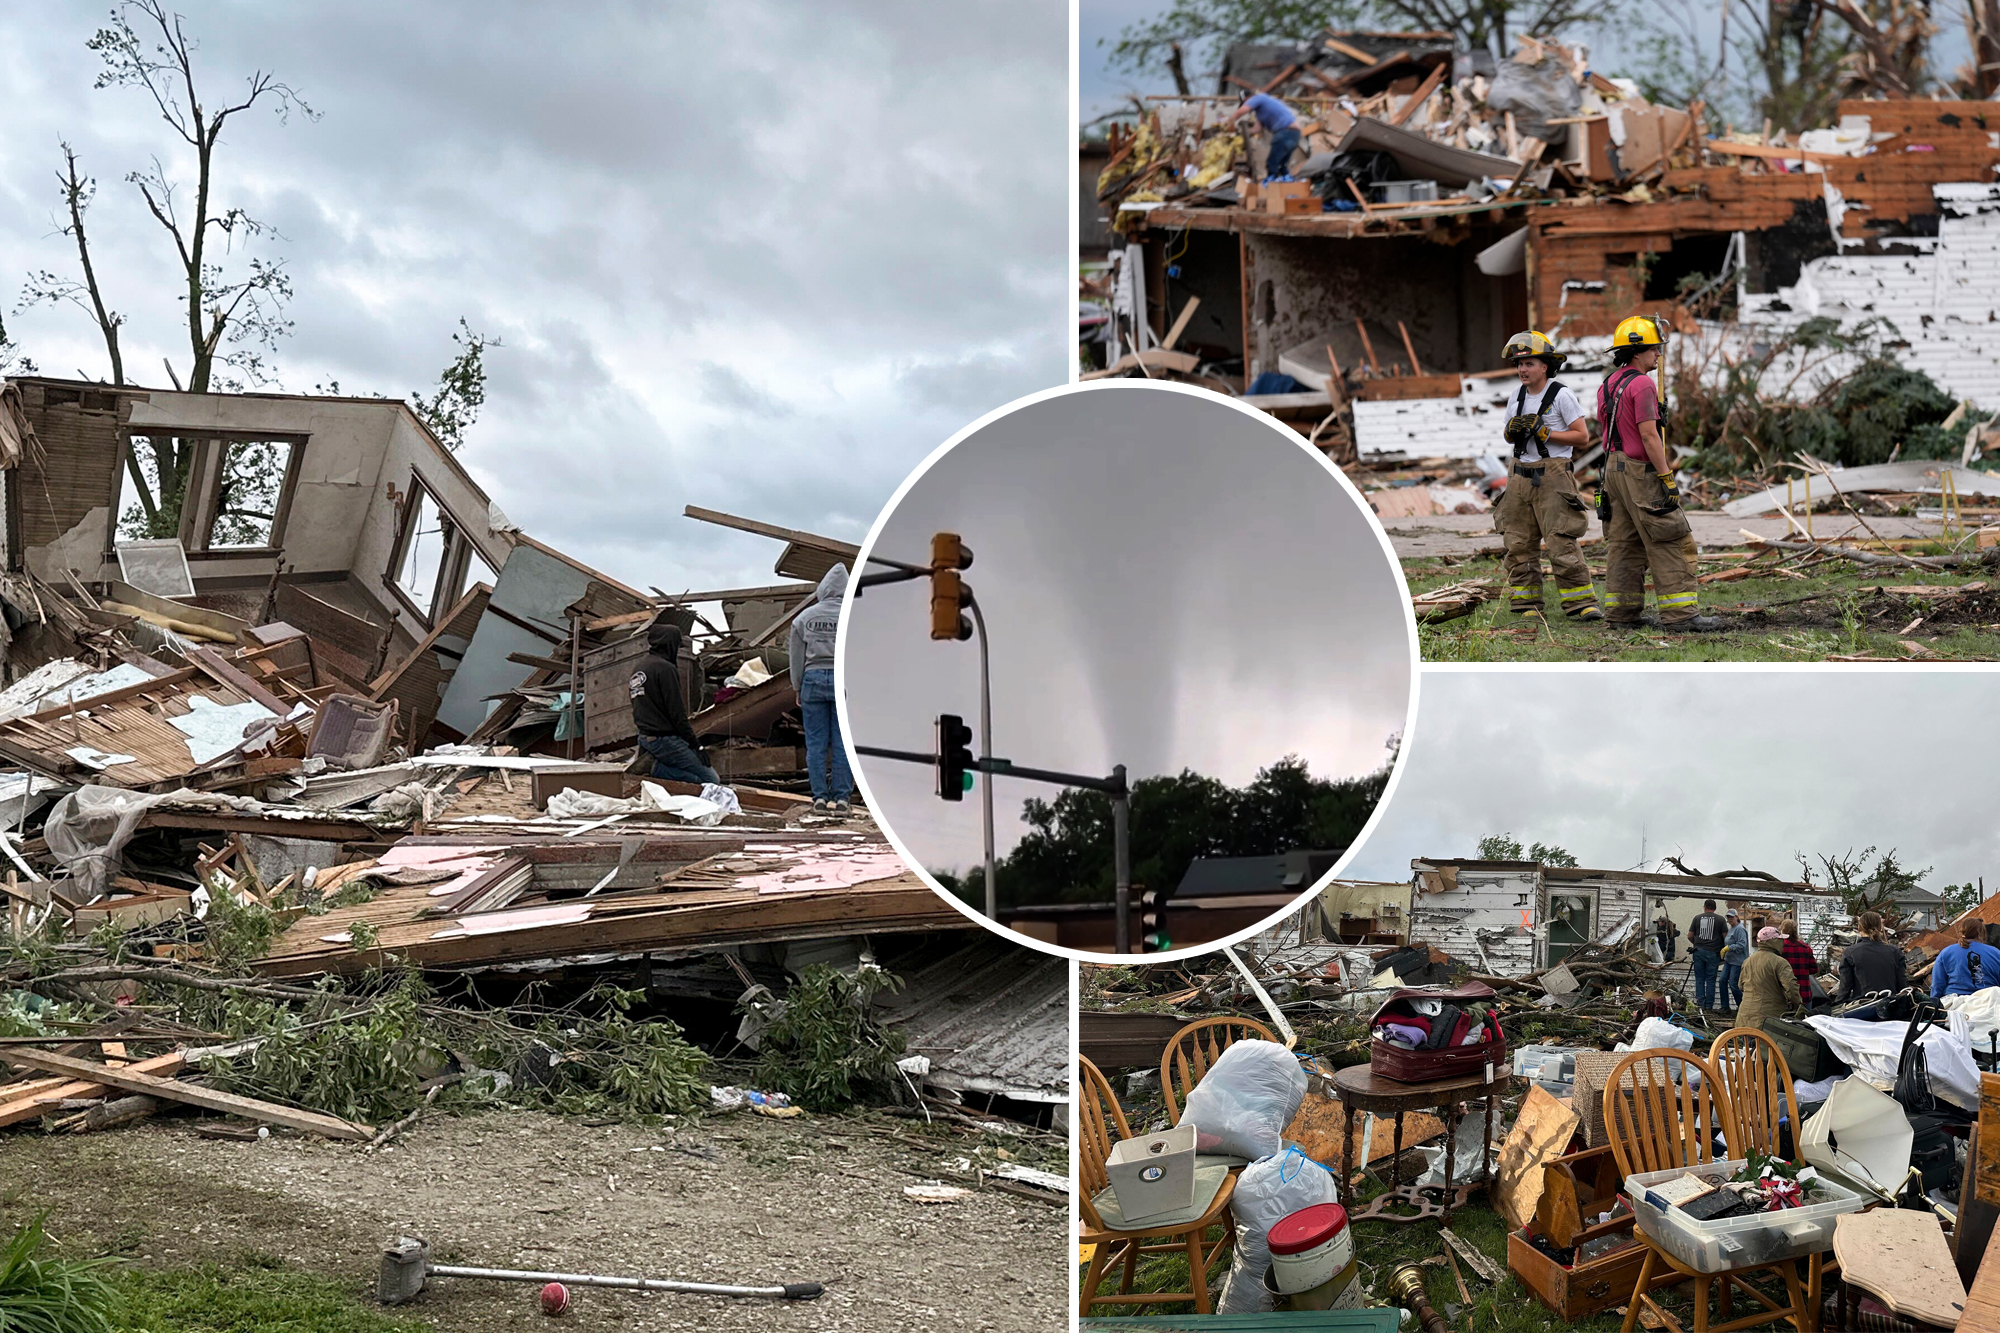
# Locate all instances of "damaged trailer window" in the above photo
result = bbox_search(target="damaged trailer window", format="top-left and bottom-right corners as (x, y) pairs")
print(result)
(116, 435), (187, 541)
(393, 485), (456, 618)
(207, 439), (296, 549)
(116, 434), (299, 551)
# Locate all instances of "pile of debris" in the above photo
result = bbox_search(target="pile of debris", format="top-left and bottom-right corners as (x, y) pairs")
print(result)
(0, 377), (1068, 1146)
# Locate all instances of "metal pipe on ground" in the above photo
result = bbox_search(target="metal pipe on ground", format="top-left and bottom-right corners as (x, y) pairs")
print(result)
(376, 1237), (825, 1306)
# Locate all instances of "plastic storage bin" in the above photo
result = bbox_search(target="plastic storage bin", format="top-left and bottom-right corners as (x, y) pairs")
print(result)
(1626, 1158), (1865, 1274)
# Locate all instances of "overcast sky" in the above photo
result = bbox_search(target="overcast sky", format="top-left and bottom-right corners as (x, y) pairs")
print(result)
(1344, 670), (2000, 892)
(842, 383), (1414, 876)
(1, 2), (1067, 592)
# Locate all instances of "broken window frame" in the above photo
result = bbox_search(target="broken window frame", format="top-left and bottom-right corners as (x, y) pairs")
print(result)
(385, 472), (480, 629)
(111, 430), (308, 559)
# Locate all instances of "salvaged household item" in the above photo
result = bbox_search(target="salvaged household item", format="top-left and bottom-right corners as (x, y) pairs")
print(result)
(1330, 1060), (1507, 1224)
(1830, 1209), (1967, 1330)
(1265, 1201), (1353, 1295)
(1078, 1055), (1238, 1316)
(1160, 1016), (1278, 1121)
(1604, 1050), (1818, 1333)
(1366, 981), (1506, 1082)
(1105, 1123), (1198, 1225)
(1175, 1038), (1308, 1161)
(1800, 1076), (1916, 1200)
(1708, 1027), (1802, 1159)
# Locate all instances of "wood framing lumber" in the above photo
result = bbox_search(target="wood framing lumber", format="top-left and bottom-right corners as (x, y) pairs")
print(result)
(2, 1047), (373, 1139)
(681, 506), (859, 559)
(0, 1050), (187, 1128)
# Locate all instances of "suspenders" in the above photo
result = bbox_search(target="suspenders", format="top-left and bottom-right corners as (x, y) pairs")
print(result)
(1511, 380), (1568, 460)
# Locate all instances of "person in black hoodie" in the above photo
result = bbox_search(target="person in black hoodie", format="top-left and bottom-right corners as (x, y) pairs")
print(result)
(629, 618), (717, 784)
(1838, 910), (1907, 1000)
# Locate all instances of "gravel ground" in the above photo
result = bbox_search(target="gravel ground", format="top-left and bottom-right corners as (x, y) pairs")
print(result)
(0, 1106), (1066, 1331)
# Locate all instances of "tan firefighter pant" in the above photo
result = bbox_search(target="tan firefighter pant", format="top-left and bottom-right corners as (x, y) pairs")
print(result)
(1492, 457), (1601, 616)
(1602, 451), (1700, 623)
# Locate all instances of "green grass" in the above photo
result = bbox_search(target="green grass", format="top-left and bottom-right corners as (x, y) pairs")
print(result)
(1083, 1185), (1807, 1332)
(110, 1262), (432, 1333)
(1408, 551), (2000, 662)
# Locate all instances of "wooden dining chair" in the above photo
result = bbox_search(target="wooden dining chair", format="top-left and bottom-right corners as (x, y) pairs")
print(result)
(1708, 1028), (1802, 1162)
(1605, 1049), (1813, 1333)
(1159, 1016), (1277, 1123)
(1710, 1027), (1827, 1327)
(1078, 1055), (1237, 1316)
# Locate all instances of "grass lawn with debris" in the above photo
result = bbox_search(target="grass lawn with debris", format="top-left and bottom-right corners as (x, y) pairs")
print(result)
(1407, 550), (2000, 662)
(1084, 1173), (1817, 1332)
(1, 1105), (1065, 1333)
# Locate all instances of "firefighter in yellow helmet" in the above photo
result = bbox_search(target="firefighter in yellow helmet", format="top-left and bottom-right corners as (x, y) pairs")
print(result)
(1595, 316), (1720, 630)
(1492, 330), (1602, 620)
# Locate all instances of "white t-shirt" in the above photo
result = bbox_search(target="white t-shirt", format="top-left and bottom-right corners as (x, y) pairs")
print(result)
(1506, 381), (1585, 459)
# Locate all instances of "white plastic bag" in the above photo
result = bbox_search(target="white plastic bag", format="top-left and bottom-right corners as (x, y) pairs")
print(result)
(1628, 1017), (1695, 1054)
(1175, 1040), (1307, 1160)
(1215, 1147), (1339, 1313)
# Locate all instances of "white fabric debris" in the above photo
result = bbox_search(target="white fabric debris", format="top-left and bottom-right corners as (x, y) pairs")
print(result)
(65, 747), (136, 770)
(168, 695), (278, 764)
(1807, 1011), (1982, 1111)
(545, 781), (726, 826)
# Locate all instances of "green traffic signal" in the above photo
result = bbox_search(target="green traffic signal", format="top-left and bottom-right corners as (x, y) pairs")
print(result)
(961, 772), (974, 792)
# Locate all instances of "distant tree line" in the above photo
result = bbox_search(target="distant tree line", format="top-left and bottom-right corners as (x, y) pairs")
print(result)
(934, 748), (1395, 914)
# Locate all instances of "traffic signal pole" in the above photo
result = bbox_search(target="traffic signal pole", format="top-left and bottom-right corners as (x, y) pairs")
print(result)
(849, 745), (1135, 951)
(967, 594), (997, 922)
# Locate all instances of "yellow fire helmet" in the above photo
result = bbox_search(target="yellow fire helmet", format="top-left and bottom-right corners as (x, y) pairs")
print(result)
(1612, 315), (1667, 350)
(1500, 329), (1565, 371)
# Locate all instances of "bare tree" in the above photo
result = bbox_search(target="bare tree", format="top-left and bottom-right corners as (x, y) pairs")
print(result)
(1813, 0), (1938, 98)
(22, 145), (126, 387)
(1373, 0), (1604, 58)
(19, 2), (316, 537)
(89, 1), (315, 394)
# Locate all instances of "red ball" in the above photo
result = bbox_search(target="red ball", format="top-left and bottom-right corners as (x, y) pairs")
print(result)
(539, 1282), (570, 1316)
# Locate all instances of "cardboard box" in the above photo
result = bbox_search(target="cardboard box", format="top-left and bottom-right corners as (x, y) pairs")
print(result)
(1105, 1123), (1197, 1224)
(1264, 181), (1312, 214)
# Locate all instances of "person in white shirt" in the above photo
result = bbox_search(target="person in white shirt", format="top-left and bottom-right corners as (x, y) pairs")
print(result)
(1492, 330), (1602, 621)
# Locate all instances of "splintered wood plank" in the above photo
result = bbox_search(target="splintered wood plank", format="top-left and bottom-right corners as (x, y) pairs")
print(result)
(0, 1051), (187, 1128)
(2, 1048), (371, 1140)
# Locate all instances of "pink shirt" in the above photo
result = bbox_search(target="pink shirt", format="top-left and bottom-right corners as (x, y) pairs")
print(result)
(1598, 368), (1660, 459)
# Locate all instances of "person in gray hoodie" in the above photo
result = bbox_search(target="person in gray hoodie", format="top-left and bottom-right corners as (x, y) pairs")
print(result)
(787, 565), (851, 812)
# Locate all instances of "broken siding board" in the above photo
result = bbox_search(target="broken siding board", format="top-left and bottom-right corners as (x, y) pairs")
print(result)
(1409, 868), (1540, 974)
(436, 543), (603, 738)
(254, 871), (959, 978)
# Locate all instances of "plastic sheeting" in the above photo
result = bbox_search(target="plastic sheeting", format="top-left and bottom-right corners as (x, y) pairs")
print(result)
(1806, 1011), (1982, 1111)
(1215, 1147), (1340, 1314)
(45, 787), (257, 902)
(1175, 1039), (1308, 1161)
(1484, 54), (1581, 145)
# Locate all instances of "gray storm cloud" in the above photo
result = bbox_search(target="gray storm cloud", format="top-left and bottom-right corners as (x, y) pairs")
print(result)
(1, 1), (1067, 592)
(1346, 672), (2000, 890)
(842, 385), (1414, 874)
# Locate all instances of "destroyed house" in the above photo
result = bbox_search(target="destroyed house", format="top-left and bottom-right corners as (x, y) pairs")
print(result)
(1108, 92), (2000, 460)
(1408, 858), (1849, 976)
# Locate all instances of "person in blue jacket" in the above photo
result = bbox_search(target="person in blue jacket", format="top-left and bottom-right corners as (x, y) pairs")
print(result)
(1227, 92), (1301, 181)
(1930, 917), (2000, 998)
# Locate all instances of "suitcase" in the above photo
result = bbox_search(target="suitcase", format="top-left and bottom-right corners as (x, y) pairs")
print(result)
(1368, 982), (1508, 1084)
(1756, 1013), (1848, 1082)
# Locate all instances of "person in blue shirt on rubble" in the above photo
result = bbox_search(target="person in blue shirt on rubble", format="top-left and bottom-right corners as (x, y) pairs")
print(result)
(1931, 918), (2000, 998)
(1227, 92), (1301, 181)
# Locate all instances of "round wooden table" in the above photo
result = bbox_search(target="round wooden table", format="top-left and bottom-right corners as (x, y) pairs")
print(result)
(1330, 1061), (1511, 1224)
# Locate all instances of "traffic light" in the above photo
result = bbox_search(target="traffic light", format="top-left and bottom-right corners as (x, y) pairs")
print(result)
(1140, 888), (1170, 952)
(929, 531), (974, 641)
(935, 713), (975, 801)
